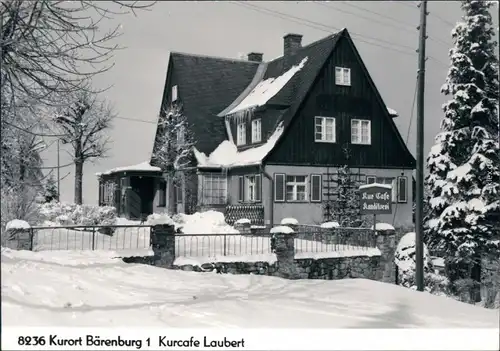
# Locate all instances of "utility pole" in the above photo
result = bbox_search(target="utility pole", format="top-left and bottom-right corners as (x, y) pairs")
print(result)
(415, 0), (428, 292)
(57, 139), (61, 201)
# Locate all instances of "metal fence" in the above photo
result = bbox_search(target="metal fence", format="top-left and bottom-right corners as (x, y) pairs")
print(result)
(175, 234), (272, 258)
(294, 225), (377, 254)
(30, 224), (152, 251)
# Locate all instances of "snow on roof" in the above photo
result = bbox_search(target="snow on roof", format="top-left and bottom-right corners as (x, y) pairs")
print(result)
(387, 107), (399, 117)
(225, 57), (308, 115)
(358, 183), (392, 190)
(96, 161), (161, 177)
(194, 121), (284, 168)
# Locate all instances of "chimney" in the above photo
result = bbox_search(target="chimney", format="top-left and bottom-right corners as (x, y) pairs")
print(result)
(247, 52), (263, 62)
(283, 33), (302, 57)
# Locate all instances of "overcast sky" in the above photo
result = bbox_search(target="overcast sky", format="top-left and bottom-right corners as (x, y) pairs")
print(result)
(40, 1), (499, 205)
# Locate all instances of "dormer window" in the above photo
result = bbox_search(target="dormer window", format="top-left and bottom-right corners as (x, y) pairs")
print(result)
(237, 122), (246, 145)
(335, 67), (351, 86)
(251, 119), (262, 143)
(172, 85), (178, 102)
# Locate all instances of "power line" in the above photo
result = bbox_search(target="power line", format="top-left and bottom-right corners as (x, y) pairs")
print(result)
(2, 120), (67, 138)
(319, 1), (450, 48)
(315, 2), (417, 36)
(429, 12), (457, 28)
(231, 2), (418, 57)
(114, 115), (157, 124)
(340, 1), (417, 29)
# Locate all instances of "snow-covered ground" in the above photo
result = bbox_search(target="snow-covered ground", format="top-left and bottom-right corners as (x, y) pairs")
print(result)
(2, 248), (498, 328)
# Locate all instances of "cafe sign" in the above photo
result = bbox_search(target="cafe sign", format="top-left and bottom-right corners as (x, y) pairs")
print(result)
(359, 183), (392, 215)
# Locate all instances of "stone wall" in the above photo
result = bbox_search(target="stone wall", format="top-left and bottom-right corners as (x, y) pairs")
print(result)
(157, 225), (397, 284)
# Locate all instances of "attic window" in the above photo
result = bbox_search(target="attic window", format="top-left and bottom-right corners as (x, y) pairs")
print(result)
(251, 119), (262, 143)
(335, 67), (351, 86)
(172, 85), (178, 102)
(237, 122), (246, 146)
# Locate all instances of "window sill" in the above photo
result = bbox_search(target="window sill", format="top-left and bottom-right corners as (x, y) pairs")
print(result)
(283, 201), (310, 204)
(157, 204), (166, 208)
(314, 140), (336, 144)
(351, 142), (371, 145)
(336, 83), (351, 86)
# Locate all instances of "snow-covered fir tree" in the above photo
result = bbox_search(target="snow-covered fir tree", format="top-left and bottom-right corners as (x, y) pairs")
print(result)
(330, 145), (366, 227)
(43, 174), (59, 203)
(425, 0), (500, 291)
(152, 103), (195, 214)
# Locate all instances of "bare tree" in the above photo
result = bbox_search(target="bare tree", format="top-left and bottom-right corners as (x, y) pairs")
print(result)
(0, 0), (155, 111)
(152, 103), (195, 214)
(54, 91), (114, 204)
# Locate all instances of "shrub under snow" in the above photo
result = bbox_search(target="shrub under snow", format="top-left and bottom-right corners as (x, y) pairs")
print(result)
(38, 202), (117, 226)
(6, 219), (31, 231)
(394, 232), (448, 294)
(173, 211), (238, 235)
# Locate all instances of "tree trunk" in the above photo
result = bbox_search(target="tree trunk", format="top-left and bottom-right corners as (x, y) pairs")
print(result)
(74, 159), (84, 204)
(470, 257), (482, 303)
(167, 172), (177, 215)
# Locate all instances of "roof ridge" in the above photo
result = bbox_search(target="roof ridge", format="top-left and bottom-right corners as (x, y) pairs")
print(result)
(170, 51), (260, 64)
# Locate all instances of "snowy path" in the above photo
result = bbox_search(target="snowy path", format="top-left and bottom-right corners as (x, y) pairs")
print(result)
(1, 249), (498, 328)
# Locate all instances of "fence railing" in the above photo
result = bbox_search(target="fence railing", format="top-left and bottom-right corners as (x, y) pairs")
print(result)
(175, 234), (272, 258)
(30, 224), (152, 251)
(293, 225), (377, 254)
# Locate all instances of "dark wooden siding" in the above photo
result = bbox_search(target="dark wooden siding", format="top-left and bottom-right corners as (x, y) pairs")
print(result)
(266, 36), (415, 169)
(228, 108), (286, 150)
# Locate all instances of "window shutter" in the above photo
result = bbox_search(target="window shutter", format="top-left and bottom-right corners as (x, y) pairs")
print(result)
(255, 175), (262, 202)
(238, 176), (244, 202)
(391, 178), (397, 203)
(398, 176), (407, 203)
(274, 173), (285, 202)
(311, 174), (321, 202)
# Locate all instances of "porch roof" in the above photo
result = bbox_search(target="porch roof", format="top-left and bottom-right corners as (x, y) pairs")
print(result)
(96, 161), (162, 177)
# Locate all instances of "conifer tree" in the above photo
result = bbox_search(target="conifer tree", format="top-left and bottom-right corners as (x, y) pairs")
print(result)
(425, 0), (499, 299)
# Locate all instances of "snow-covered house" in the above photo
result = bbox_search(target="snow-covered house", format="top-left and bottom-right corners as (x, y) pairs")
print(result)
(101, 29), (416, 225)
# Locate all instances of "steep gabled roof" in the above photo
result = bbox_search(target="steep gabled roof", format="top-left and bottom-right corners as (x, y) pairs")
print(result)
(264, 29), (414, 167)
(151, 52), (260, 161)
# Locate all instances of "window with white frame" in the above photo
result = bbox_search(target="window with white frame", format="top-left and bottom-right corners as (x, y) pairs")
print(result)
(201, 173), (227, 205)
(351, 119), (371, 145)
(366, 176), (376, 184)
(376, 177), (397, 203)
(335, 67), (351, 86)
(172, 85), (178, 102)
(286, 175), (307, 201)
(315, 116), (336, 143)
(237, 122), (246, 145)
(251, 119), (262, 143)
